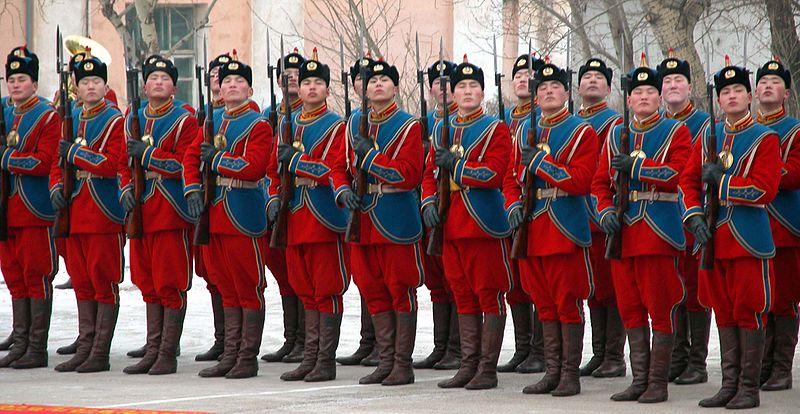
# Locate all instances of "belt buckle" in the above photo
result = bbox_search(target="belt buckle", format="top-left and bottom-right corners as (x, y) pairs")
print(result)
(630, 190), (638, 202)
(535, 188), (543, 199)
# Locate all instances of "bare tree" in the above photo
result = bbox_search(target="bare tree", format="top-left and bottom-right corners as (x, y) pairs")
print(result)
(764, 0), (800, 116)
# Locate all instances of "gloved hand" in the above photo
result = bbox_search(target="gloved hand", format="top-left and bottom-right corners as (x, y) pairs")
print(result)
(702, 160), (724, 186)
(59, 140), (73, 159)
(521, 145), (539, 168)
(600, 212), (621, 235)
(121, 191), (136, 213)
(267, 200), (280, 223)
(277, 142), (300, 164)
(127, 139), (148, 160)
(686, 214), (712, 246)
(435, 147), (458, 171)
(337, 188), (361, 210)
(200, 142), (218, 164)
(422, 203), (440, 228)
(353, 134), (373, 159)
(186, 191), (203, 221)
(50, 191), (67, 210)
(611, 153), (635, 174)
(508, 208), (524, 229)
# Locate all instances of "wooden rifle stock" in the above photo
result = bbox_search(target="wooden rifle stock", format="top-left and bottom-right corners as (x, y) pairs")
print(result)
(426, 84), (451, 256)
(126, 69), (144, 240)
(604, 76), (630, 260)
(54, 36), (74, 239)
(0, 91), (8, 241)
(270, 94), (296, 248)
(700, 83), (718, 270)
(194, 65), (214, 245)
(345, 100), (369, 243)
(511, 92), (538, 259)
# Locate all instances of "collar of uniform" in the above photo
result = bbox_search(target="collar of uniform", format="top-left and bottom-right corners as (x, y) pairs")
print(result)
(455, 107), (484, 124)
(632, 111), (660, 130)
(540, 106), (570, 126)
(15, 95), (40, 113)
(371, 101), (399, 122)
(281, 98), (303, 114)
(435, 101), (458, 117)
(81, 99), (108, 118)
(212, 97), (225, 108)
(666, 101), (694, 121)
(299, 103), (328, 121)
(146, 99), (174, 117)
(224, 101), (251, 117)
(578, 100), (607, 117)
(756, 106), (786, 125)
(512, 101), (532, 117)
(725, 112), (754, 132)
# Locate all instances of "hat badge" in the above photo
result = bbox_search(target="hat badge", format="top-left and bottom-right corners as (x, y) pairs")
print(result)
(462, 66), (474, 75)
(155, 61), (167, 68)
(589, 60), (601, 67)
(543, 67), (554, 76)
(516, 59), (526, 67)
(219, 56), (230, 63)
(9, 61), (20, 70)
(361, 59), (370, 66)
(84, 62), (94, 71)
(288, 56), (299, 64)
(307, 61), (317, 70)
(724, 69), (735, 79)
(374, 64), (384, 71)
(666, 60), (678, 69)
(74, 55), (84, 63)
(436, 62), (445, 71)
(637, 72), (649, 81)
(12, 49), (22, 57)
(768, 62), (779, 70)
(228, 62), (239, 70)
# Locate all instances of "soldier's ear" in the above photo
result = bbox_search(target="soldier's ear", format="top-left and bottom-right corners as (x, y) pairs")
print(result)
(325, 87), (331, 98)
(248, 87), (254, 97)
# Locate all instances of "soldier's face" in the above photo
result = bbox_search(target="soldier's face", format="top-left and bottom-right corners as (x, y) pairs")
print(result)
(578, 72), (611, 101)
(280, 68), (300, 95)
(220, 75), (253, 106)
(77, 76), (107, 107)
(209, 67), (221, 95)
(144, 72), (176, 101)
(718, 84), (752, 116)
(755, 75), (789, 108)
(430, 78), (452, 106)
(299, 77), (330, 108)
(353, 75), (363, 98)
(627, 86), (661, 118)
(661, 74), (692, 106)
(6, 73), (37, 102)
(537, 80), (568, 113)
(366, 75), (397, 103)
(453, 80), (484, 113)
(512, 69), (531, 100)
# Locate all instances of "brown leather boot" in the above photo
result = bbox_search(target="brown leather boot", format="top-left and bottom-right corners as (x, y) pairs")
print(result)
(304, 312), (342, 382)
(516, 309), (545, 373)
(674, 310), (710, 385)
(580, 307), (606, 376)
(523, 320), (562, 394)
(124, 303), (163, 374)
(383, 311), (416, 386)
(414, 303), (449, 369)
(611, 326), (650, 401)
(668, 306), (689, 382)
(148, 306), (185, 375)
(498, 303), (531, 372)
(433, 304), (461, 370)
(199, 307), (242, 377)
(196, 293), (225, 362)
(126, 344), (146, 358)
(0, 298), (30, 367)
(55, 300), (97, 372)
(438, 313), (481, 388)
(759, 314), (775, 385)
(283, 303), (305, 363)
(262, 295), (298, 362)
(75, 303), (119, 373)
(593, 305), (627, 377)
(465, 313), (505, 390)
(281, 309), (320, 381)
(761, 315), (798, 391)
(226, 308), (265, 379)
(699, 326), (740, 407)
(0, 332), (12, 352)
(638, 331), (675, 403)
(339, 297), (375, 365)
(726, 328), (765, 409)
(56, 337), (78, 355)
(11, 298), (52, 369)
(359, 311), (396, 384)
(552, 323), (584, 396)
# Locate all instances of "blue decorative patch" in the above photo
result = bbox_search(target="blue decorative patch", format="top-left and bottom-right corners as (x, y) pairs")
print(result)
(462, 166), (496, 181)
(639, 166), (677, 181)
(369, 164), (403, 183)
(296, 160), (330, 178)
(148, 157), (182, 173)
(217, 155), (248, 172)
(74, 148), (106, 166)
(728, 186), (765, 202)
(9, 156), (40, 170)
(538, 160), (570, 181)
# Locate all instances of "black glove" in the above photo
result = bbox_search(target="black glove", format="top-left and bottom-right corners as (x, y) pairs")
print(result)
(353, 134), (373, 159)
(508, 208), (524, 229)
(200, 142), (218, 164)
(521, 145), (539, 168)
(600, 212), (621, 235)
(277, 142), (300, 164)
(435, 148), (458, 171)
(50, 191), (67, 211)
(186, 192), (203, 221)
(59, 140), (73, 159)
(127, 139), (148, 160)
(611, 153), (635, 174)
(702, 161), (724, 187)
(686, 214), (712, 246)
(422, 203), (440, 228)
(267, 200), (280, 223)
(121, 191), (136, 213)
(337, 188), (361, 210)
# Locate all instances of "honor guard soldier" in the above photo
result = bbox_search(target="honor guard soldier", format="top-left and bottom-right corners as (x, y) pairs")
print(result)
(120, 56), (198, 375)
(48, 53), (125, 373)
(53, 50), (119, 111)
(346, 58), (425, 386)
(504, 59), (598, 396)
(755, 58), (800, 392)
(592, 54), (691, 403)
(268, 52), (351, 382)
(422, 56), (514, 390)
(656, 50), (712, 385)
(0, 46), (60, 369)
(414, 59), (461, 371)
(680, 56), (782, 409)
(576, 57), (626, 379)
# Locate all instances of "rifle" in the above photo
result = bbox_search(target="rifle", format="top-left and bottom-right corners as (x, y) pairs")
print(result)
(0, 82), (8, 241)
(269, 36), (296, 249)
(511, 41), (538, 259)
(604, 73), (630, 260)
(426, 37), (451, 256)
(125, 50), (144, 239)
(54, 27), (74, 239)
(415, 32), (429, 153)
(345, 29), (370, 243)
(340, 37), (351, 119)
(267, 29), (278, 132)
(700, 82), (718, 270)
(194, 36), (215, 245)
(566, 30), (574, 114)
(493, 34), (505, 123)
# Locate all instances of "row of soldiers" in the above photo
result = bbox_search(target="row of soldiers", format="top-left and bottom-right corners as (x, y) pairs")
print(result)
(0, 38), (797, 410)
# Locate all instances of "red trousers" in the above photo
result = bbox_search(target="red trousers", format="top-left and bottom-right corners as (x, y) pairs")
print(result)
(611, 256), (685, 334)
(507, 260), (532, 306)
(679, 251), (705, 312)
(264, 233), (295, 297)
(423, 253), (453, 303)
(351, 242), (425, 314)
(193, 245), (220, 296)
(588, 233), (615, 308)
(202, 234), (267, 310)
(771, 247), (800, 317)
(442, 238), (513, 315)
(66, 233), (125, 304)
(0, 226), (58, 300)
(130, 229), (192, 310)
(519, 248), (593, 324)
(699, 257), (775, 330)
(286, 239), (350, 313)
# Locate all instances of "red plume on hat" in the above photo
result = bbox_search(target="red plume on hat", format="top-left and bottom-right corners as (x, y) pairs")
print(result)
(639, 52), (649, 67)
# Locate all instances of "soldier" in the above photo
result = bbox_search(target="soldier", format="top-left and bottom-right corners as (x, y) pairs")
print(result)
(422, 56), (513, 390)
(346, 58), (425, 386)
(414, 59), (461, 371)
(576, 57), (626, 378)
(592, 54), (691, 403)
(504, 59), (598, 396)
(48, 53), (125, 373)
(268, 52), (351, 382)
(656, 50), (712, 385)
(0, 46), (60, 369)
(754, 58), (799, 392)
(119, 56), (198, 375)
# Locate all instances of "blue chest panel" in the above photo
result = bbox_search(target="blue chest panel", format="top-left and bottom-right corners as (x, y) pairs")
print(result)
(579, 107), (620, 139)
(681, 109), (710, 144)
(765, 116), (800, 237)
(505, 105), (540, 139)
